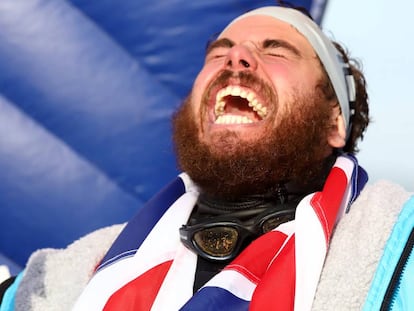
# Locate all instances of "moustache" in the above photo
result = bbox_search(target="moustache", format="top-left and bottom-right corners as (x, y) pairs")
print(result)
(202, 70), (278, 108)
(208, 70), (267, 90)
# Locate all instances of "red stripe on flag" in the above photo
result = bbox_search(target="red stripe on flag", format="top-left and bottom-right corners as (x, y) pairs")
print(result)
(226, 230), (289, 284)
(250, 235), (296, 310)
(311, 167), (347, 244)
(103, 260), (173, 311)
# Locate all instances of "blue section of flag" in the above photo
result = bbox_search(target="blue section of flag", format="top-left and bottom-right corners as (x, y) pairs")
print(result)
(343, 153), (368, 212)
(180, 287), (249, 311)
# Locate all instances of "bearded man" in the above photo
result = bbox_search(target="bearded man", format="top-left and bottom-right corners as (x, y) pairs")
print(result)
(1, 6), (413, 311)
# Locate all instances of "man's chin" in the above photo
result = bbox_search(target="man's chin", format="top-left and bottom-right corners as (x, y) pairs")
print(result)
(201, 135), (248, 156)
(201, 127), (266, 152)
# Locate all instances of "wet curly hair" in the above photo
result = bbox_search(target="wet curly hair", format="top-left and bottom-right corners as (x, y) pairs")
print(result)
(320, 41), (370, 154)
(337, 43), (370, 154)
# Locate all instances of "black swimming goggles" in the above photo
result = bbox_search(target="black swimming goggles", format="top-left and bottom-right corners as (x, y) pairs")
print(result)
(179, 208), (295, 262)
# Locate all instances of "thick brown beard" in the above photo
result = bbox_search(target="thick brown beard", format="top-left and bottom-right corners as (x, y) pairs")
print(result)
(172, 78), (335, 200)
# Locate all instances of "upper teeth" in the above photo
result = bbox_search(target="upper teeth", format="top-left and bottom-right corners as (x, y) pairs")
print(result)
(214, 86), (267, 123)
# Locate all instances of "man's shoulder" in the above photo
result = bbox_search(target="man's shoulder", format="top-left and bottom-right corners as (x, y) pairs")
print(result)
(313, 179), (412, 310)
(13, 223), (125, 311)
(337, 179), (411, 243)
(338, 179), (411, 261)
(356, 179), (412, 208)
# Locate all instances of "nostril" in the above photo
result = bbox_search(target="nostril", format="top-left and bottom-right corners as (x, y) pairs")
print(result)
(239, 59), (250, 68)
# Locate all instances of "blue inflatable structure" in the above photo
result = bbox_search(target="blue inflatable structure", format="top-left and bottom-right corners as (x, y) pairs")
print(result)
(0, 0), (328, 270)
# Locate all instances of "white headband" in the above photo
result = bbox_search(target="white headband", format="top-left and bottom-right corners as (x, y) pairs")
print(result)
(220, 6), (356, 134)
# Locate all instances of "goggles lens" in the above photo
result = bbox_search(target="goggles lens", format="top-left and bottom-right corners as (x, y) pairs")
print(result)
(193, 226), (239, 258)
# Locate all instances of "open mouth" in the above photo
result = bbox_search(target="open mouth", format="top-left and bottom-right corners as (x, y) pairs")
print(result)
(214, 85), (268, 124)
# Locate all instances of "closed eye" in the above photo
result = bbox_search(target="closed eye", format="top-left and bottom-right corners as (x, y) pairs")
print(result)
(265, 52), (286, 58)
(262, 39), (301, 58)
(205, 49), (229, 62)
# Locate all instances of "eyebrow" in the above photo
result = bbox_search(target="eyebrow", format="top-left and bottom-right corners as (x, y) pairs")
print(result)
(206, 38), (234, 54)
(262, 39), (301, 57)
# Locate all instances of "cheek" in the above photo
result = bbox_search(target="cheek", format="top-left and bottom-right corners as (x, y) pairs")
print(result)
(266, 64), (301, 90)
(265, 66), (297, 113)
(265, 59), (321, 87)
(192, 64), (223, 111)
(192, 69), (212, 106)
(266, 64), (320, 107)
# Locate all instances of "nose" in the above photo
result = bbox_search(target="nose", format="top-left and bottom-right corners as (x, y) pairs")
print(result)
(225, 44), (257, 71)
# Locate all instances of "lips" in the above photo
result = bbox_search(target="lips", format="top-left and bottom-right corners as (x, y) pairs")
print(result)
(214, 85), (268, 124)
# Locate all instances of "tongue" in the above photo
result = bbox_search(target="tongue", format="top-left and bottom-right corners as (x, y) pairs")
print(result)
(225, 96), (260, 120)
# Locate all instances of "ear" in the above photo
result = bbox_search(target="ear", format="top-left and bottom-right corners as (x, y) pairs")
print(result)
(328, 106), (346, 148)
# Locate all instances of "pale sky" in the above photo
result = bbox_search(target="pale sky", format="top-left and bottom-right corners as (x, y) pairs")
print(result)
(323, 0), (414, 191)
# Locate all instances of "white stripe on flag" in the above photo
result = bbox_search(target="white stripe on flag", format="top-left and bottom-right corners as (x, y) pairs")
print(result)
(333, 156), (355, 221)
(151, 244), (197, 311)
(294, 194), (327, 311)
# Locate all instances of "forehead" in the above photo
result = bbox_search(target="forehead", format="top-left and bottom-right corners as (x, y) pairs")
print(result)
(219, 15), (315, 56)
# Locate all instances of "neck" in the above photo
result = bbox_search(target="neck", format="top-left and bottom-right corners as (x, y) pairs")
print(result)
(189, 153), (338, 223)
